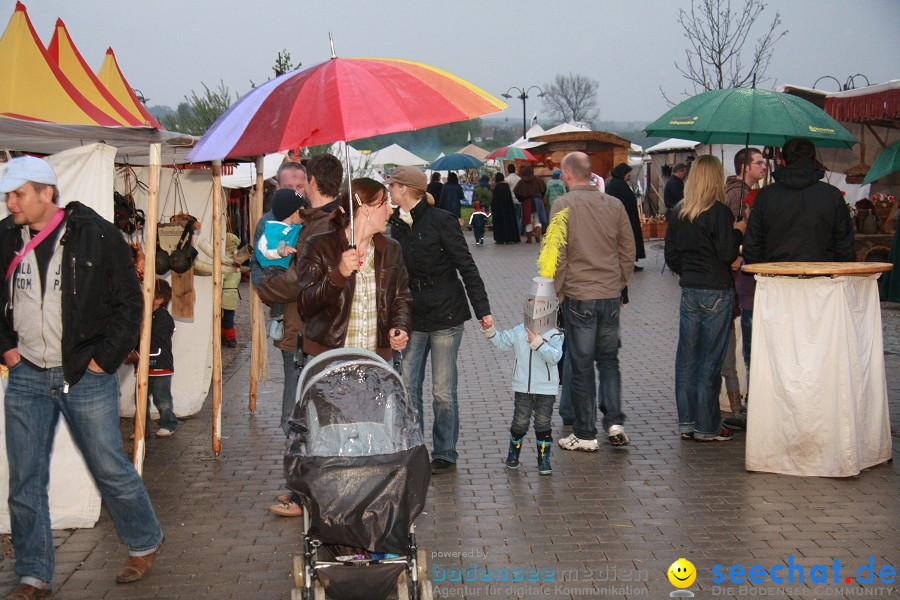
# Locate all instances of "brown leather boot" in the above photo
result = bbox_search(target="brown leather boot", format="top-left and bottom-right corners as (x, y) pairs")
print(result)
(525, 232), (533, 243)
(4, 584), (50, 599)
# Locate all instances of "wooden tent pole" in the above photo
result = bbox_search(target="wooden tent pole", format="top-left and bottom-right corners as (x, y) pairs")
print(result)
(132, 142), (161, 475)
(249, 156), (264, 413)
(211, 160), (224, 456)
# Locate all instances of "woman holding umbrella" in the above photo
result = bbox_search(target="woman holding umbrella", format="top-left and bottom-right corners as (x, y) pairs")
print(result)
(296, 178), (412, 360)
(491, 173), (520, 244)
(664, 155), (745, 442)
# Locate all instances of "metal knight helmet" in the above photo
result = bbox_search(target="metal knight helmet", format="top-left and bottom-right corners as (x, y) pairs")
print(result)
(524, 276), (559, 335)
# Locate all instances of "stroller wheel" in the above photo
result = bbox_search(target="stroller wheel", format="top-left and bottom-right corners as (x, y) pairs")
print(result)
(396, 572), (410, 600)
(415, 549), (428, 584)
(292, 555), (305, 589)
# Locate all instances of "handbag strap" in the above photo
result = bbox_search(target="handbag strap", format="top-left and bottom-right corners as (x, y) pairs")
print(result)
(5, 209), (65, 281)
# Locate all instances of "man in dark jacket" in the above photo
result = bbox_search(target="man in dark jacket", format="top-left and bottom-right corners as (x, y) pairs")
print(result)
(389, 166), (492, 474)
(664, 163), (687, 214)
(743, 138), (854, 264)
(0, 157), (163, 597)
(257, 154), (342, 518)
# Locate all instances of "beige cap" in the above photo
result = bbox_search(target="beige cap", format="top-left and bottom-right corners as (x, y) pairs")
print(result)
(389, 166), (427, 189)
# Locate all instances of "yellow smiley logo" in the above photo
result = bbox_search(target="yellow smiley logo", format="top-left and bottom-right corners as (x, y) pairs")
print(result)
(668, 558), (697, 588)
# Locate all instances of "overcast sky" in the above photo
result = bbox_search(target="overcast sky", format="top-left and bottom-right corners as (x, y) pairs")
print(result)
(3, 0), (898, 125)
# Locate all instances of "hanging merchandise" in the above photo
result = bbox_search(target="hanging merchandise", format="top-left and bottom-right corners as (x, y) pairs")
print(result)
(168, 217), (198, 273)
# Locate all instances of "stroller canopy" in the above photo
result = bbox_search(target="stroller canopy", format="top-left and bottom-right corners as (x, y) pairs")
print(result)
(291, 348), (424, 457)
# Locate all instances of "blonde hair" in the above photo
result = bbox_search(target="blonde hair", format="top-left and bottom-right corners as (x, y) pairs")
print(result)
(678, 155), (724, 222)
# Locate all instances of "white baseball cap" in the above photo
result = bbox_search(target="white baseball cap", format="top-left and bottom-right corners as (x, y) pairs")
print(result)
(0, 156), (58, 193)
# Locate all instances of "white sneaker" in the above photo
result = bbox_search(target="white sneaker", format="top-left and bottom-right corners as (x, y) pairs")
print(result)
(557, 433), (599, 452)
(155, 428), (174, 438)
(608, 425), (630, 446)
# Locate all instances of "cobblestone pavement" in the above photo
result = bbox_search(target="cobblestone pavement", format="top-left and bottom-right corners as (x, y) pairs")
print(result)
(1, 234), (897, 600)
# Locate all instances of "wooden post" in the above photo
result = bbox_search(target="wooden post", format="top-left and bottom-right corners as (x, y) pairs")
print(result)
(249, 156), (264, 413)
(211, 160), (224, 455)
(132, 143), (161, 475)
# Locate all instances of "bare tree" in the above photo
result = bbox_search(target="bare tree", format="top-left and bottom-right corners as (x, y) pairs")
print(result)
(542, 73), (600, 123)
(663, 0), (787, 102)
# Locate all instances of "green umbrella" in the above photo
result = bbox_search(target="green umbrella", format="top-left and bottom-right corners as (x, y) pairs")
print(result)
(644, 87), (857, 148)
(863, 140), (900, 185)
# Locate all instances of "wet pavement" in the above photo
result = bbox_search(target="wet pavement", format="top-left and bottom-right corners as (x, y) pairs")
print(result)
(0, 233), (897, 599)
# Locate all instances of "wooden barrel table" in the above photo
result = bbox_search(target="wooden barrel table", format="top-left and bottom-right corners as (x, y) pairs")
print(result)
(739, 262), (893, 477)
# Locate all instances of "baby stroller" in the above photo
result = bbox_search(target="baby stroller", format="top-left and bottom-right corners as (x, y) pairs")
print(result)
(285, 348), (432, 600)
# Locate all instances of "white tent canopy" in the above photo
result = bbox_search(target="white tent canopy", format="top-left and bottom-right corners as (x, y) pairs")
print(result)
(646, 138), (701, 153)
(0, 117), (196, 165)
(368, 143), (428, 167)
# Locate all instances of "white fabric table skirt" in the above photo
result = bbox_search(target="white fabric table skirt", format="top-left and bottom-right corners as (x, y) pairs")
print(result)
(746, 274), (892, 477)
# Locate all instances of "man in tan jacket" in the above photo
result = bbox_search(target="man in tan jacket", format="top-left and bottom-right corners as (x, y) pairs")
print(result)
(550, 152), (635, 452)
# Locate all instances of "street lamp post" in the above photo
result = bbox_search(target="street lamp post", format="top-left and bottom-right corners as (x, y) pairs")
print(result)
(501, 85), (545, 141)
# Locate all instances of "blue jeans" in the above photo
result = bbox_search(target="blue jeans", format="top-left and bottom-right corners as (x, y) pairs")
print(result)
(4, 362), (163, 586)
(511, 392), (555, 438)
(564, 297), (625, 440)
(675, 288), (734, 438)
(740, 309), (753, 403)
(281, 349), (301, 437)
(558, 351), (574, 425)
(403, 325), (464, 463)
(147, 375), (178, 431)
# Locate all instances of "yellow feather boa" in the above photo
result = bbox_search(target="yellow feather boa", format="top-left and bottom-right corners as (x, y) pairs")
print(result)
(537, 207), (569, 279)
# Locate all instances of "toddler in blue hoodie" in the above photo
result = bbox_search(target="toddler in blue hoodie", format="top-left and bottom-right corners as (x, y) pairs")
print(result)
(482, 277), (563, 475)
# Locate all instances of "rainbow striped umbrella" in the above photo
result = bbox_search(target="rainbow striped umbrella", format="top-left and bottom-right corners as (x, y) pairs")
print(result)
(186, 56), (507, 162)
(487, 146), (537, 161)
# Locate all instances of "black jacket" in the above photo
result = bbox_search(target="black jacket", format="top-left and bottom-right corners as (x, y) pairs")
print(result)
(606, 175), (646, 260)
(390, 201), (490, 332)
(665, 201), (742, 290)
(742, 161), (855, 264)
(664, 176), (685, 209)
(438, 183), (465, 219)
(0, 202), (143, 384)
(148, 307), (174, 372)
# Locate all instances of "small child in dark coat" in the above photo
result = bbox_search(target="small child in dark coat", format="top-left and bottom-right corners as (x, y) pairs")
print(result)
(468, 200), (490, 245)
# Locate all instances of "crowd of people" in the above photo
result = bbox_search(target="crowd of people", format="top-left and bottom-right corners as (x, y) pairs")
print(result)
(0, 133), (889, 598)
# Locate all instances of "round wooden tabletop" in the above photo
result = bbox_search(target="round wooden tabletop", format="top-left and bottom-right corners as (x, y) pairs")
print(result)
(741, 261), (894, 275)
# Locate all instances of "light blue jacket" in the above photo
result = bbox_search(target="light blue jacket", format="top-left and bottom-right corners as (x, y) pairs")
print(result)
(486, 324), (563, 395)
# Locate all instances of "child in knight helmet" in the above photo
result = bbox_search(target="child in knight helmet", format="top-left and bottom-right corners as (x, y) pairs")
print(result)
(482, 276), (563, 475)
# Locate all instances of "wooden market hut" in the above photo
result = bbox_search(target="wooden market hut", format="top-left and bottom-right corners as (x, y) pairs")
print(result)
(527, 130), (632, 178)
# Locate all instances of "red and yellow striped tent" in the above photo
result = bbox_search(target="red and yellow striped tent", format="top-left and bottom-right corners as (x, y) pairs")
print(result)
(47, 18), (144, 126)
(0, 2), (123, 126)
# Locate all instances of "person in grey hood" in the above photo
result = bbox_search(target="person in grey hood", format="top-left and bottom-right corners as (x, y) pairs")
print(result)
(743, 138), (854, 264)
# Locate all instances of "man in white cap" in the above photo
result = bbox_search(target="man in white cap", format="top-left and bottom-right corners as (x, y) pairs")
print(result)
(0, 156), (164, 599)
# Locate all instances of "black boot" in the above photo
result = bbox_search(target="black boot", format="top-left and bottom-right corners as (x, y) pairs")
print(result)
(506, 436), (523, 469)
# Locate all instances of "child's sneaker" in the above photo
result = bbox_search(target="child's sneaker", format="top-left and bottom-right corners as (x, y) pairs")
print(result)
(268, 319), (284, 341)
(608, 424), (630, 446)
(155, 428), (174, 438)
(557, 433), (599, 452)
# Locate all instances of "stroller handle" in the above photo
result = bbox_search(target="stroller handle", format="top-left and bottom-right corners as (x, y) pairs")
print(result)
(392, 329), (403, 375)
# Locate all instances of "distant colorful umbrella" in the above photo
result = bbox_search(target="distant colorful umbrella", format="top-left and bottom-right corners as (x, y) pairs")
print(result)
(644, 87), (857, 148)
(863, 140), (900, 185)
(429, 153), (483, 171)
(487, 146), (537, 161)
(186, 56), (506, 162)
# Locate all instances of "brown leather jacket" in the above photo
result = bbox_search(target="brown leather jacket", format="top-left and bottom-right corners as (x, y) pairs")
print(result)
(298, 229), (412, 360)
(256, 201), (339, 352)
